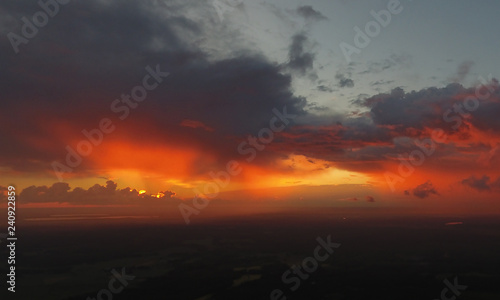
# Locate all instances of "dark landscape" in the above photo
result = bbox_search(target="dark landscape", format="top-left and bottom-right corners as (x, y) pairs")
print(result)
(2, 211), (498, 299)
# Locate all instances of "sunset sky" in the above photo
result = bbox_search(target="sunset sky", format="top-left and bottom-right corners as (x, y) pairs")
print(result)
(1, 0), (500, 218)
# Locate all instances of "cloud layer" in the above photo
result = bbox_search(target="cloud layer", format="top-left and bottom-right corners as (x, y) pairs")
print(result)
(1, 0), (500, 201)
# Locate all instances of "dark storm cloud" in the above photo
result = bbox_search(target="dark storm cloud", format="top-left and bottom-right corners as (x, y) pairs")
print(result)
(2, 0), (500, 182)
(354, 80), (500, 134)
(461, 175), (500, 192)
(0, 0), (307, 175)
(461, 175), (491, 191)
(160, 55), (307, 135)
(411, 181), (439, 199)
(450, 61), (474, 83)
(270, 115), (395, 162)
(266, 77), (500, 176)
(306, 102), (330, 111)
(296, 5), (328, 22)
(371, 80), (394, 87)
(335, 73), (354, 88)
(285, 33), (316, 77)
(316, 85), (335, 92)
(358, 54), (412, 75)
(0, 0), (200, 100)
(17, 181), (178, 204)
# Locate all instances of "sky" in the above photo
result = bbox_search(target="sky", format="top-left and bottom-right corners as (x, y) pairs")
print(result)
(1, 0), (500, 219)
